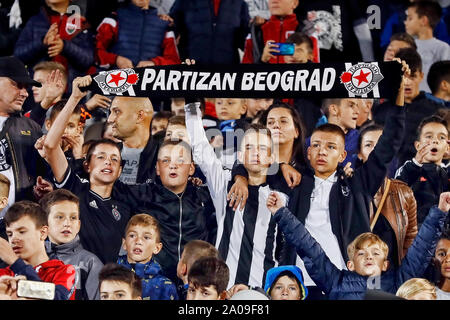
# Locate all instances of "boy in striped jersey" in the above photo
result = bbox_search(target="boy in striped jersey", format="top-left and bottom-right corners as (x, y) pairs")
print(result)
(185, 102), (288, 289)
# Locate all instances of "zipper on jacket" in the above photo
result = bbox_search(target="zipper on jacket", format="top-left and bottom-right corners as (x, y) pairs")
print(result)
(177, 191), (185, 261)
(6, 133), (19, 194)
(278, 18), (284, 64)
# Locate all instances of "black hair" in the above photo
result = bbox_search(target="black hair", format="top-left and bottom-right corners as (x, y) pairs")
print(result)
(395, 47), (422, 74)
(268, 270), (303, 299)
(358, 123), (384, 152)
(427, 60), (450, 95)
(416, 115), (448, 141)
(389, 32), (417, 50)
(408, 0), (443, 29)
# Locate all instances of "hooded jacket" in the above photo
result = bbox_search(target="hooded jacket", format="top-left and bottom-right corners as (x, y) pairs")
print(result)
(45, 235), (104, 300)
(273, 204), (447, 300)
(117, 255), (178, 300)
(264, 265), (308, 299)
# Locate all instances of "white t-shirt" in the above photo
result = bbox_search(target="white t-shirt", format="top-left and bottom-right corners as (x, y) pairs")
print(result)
(436, 287), (450, 300)
(0, 116), (15, 218)
(119, 146), (144, 185)
(296, 172), (347, 286)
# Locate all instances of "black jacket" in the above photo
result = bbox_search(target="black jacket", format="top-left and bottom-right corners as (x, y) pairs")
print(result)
(285, 103), (405, 263)
(0, 113), (47, 202)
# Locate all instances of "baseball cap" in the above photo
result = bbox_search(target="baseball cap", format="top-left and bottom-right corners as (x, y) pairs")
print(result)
(0, 56), (42, 87)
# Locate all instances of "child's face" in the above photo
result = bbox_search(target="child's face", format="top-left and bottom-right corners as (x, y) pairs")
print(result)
(358, 129), (383, 163)
(307, 131), (346, 178)
(415, 122), (449, 164)
(270, 275), (301, 300)
(132, 0), (150, 9)
(47, 200), (80, 245)
(347, 242), (388, 277)
(266, 107), (299, 145)
(123, 224), (162, 264)
(404, 7), (422, 36)
(165, 124), (189, 143)
(87, 144), (123, 185)
(435, 238), (450, 279)
(171, 98), (186, 116)
(186, 283), (221, 300)
(404, 71), (424, 103)
(284, 43), (313, 64)
(332, 99), (360, 131)
(239, 131), (274, 176)
(383, 40), (412, 61)
(156, 144), (195, 194)
(151, 118), (169, 136)
(32, 70), (51, 103)
(246, 98), (273, 118)
(215, 98), (246, 121)
(100, 280), (140, 300)
(5, 215), (47, 263)
(47, 113), (82, 151)
(269, 0), (298, 16)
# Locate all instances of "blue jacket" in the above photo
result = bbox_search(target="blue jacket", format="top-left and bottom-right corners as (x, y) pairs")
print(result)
(117, 255), (178, 300)
(273, 205), (447, 300)
(169, 0), (250, 64)
(111, 4), (168, 66)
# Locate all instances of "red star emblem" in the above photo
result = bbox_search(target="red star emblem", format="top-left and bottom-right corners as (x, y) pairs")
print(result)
(353, 69), (370, 86)
(108, 72), (126, 86)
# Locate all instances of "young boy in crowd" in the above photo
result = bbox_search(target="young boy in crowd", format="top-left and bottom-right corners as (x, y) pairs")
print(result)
(396, 278), (437, 300)
(171, 98), (186, 116)
(306, 98), (361, 168)
(395, 115), (449, 227)
(0, 173), (11, 219)
(404, 0), (450, 93)
(264, 265), (308, 300)
(40, 189), (104, 300)
(426, 60), (450, 108)
(284, 32), (315, 64)
(186, 257), (229, 300)
(245, 99), (273, 119)
(99, 263), (142, 300)
(433, 229), (450, 300)
(0, 201), (76, 300)
(266, 191), (450, 299)
(95, 0), (180, 69)
(186, 102), (289, 289)
(383, 32), (417, 62)
(176, 240), (219, 299)
(151, 111), (173, 136)
(117, 213), (178, 300)
(165, 115), (189, 143)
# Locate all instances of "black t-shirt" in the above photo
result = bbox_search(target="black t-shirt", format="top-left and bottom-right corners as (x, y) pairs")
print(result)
(295, 0), (367, 62)
(54, 168), (134, 264)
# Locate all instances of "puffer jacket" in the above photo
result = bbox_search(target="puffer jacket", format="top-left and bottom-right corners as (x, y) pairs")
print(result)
(371, 178), (418, 265)
(45, 236), (104, 300)
(273, 204), (447, 300)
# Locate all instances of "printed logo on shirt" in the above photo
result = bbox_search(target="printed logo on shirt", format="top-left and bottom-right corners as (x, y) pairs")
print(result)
(93, 69), (139, 94)
(340, 63), (384, 97)
(111, 205), (121, 221)
(307, 6), (343, 51)
(0, 138), (11, 171)
(89, 200), (98, 209)
(20, 130), (31, 136)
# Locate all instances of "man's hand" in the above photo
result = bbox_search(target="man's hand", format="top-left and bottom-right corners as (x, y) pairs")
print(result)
(33, 176), (53, 201)
(227, 176), (249, 211)
(47, 35), (64, 58)
(280, 163), (302, 189)
(182, 58), (196, 65)
(226, 284), (249, 300)
(0, 275), (26, 300)
(266, 191), (284, 215)
(261, 40), (279, 63)
(250, 16), (266, 26)
(343, 162), (354, 178)
(71, 76), (92, 101)
(392, 58), (410, 107)
(116, 55), (133, 69)
(136, 60), (155, 68)
(438, 192), (450, 212)
(41, 70), (65, 109)
(0, 238), (18, 266)
(85, 94), (111, 111)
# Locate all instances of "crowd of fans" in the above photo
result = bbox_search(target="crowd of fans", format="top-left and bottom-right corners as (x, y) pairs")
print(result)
(0, 0), (449, 301)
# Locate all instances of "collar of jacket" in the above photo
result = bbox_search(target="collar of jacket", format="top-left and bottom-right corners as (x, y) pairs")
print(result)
(117, 255), (163, 278)
(127, 2), (159, 15)
(154, 181), (192, 200)
(269, 13), (297, 23)
(45, 235), (82, 255)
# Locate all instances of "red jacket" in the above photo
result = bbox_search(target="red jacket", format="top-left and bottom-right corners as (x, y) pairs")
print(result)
(242, 14), (319, 64)
(0, 258), (76, 300)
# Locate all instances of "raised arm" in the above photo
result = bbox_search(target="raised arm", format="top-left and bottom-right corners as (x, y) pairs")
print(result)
(43, 76), (91, 182)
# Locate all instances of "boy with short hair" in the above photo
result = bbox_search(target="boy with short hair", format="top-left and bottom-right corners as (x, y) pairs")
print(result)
(284, 32), (314, 64)
(433, 229), (450, 300)
(0, 173), (11, 218)
(396, 278), (437, 300)
(266, 191), (450, 299)
(117, 213), (178, 300)
(395, 115), (449, 226)
(165, 115), (189, 143)
(176, 240), (219, 299)
(40, 189), (104, 300)
(99, 263), (142, 300)
(151, 111), (173, 136)
(0, 201), (76, 300)
(383, 32), (417, 62)
(404, 0), (450, 93)
(426, 60), (450, 107)
(186, 256), (229, 300)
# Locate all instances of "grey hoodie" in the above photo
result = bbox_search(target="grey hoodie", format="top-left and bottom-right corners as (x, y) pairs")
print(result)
(45, 235), (103, 300)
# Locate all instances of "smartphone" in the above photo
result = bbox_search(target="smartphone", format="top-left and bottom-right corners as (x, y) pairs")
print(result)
(17, 280), (55, 300)
(272, 43), (295, 56)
